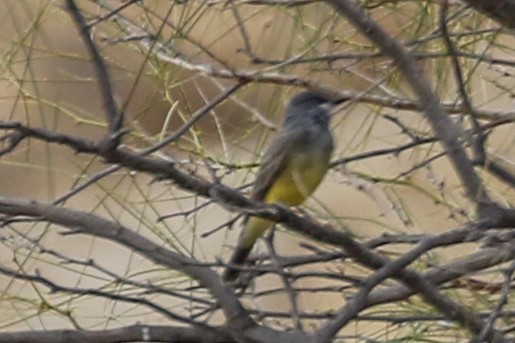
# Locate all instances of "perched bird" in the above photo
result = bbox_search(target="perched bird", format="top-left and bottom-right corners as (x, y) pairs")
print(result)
(223, 91), (347, 282)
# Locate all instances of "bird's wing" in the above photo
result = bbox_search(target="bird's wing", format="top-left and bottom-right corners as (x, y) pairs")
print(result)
(251, 129), (300, 201)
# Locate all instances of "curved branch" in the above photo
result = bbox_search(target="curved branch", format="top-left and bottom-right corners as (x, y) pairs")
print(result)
(0, 197), (251, 333)
(324, 0), (502, 221)
(65, 0), (122, 145)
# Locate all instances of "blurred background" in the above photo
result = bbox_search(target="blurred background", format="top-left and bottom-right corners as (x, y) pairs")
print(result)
(0, 0), (514, 341)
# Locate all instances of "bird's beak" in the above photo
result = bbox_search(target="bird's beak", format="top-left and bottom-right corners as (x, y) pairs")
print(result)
(325, 96), (350, 116)
(320, 95), (350, 112)
(332, 96), (350, 105)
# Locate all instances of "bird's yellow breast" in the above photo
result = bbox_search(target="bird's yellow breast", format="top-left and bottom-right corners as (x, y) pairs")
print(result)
(264, 151), (330, 206)
(242, 152), (330, 245)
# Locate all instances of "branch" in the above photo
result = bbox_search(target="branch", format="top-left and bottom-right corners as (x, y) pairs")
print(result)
(65, 0), (123, 148)
(2, 120), (515, 339)
(317, 222), (509, 342)
(324, 0), (501, 221)
(0, 197), (319, 343)
(0, 197), (251, 332)
(99, 0), (514, 122)
(0, 324), (232, 343)
(0, 265), (200, 327)
(367, 245), (515, 307)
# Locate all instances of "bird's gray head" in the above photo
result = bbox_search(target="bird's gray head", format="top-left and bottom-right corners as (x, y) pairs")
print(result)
(284, 92), (344, 128)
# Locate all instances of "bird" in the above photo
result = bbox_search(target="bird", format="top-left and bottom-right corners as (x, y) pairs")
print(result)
(223, 91), (347, 282)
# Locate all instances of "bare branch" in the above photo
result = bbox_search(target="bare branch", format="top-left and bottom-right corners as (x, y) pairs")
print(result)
(65, 0), (123, 147)
(324, 0), (502, 220)
(0, 196), (251, 331)
(0, 324), (232, 343)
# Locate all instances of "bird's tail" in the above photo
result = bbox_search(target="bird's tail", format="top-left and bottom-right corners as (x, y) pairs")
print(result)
(222, 216), (271, 282)
(222, 245), (252, 282)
